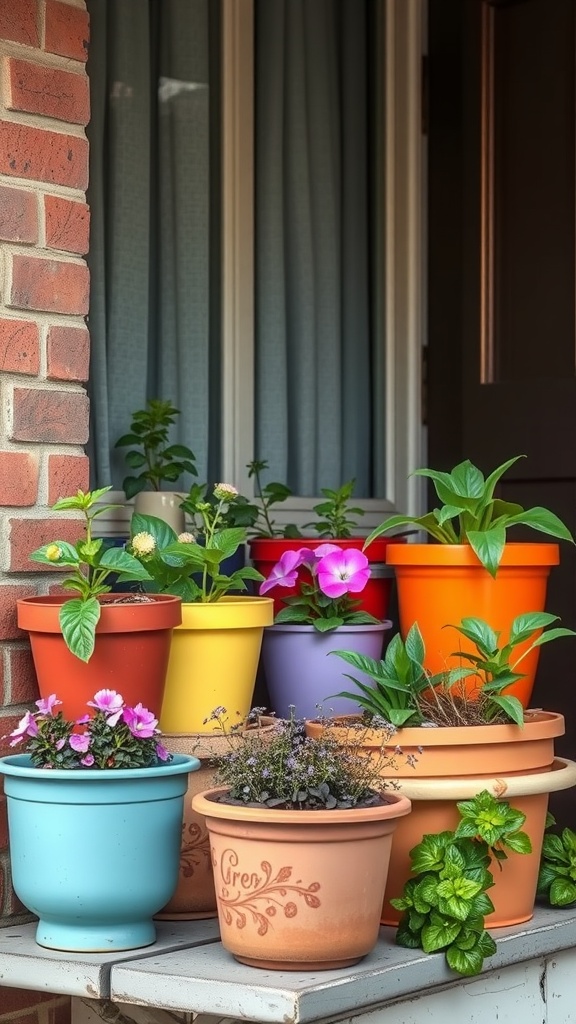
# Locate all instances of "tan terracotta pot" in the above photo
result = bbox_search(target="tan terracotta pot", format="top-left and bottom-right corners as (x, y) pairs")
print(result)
(305, 712), (575, 929)
(157, 721), (277, 920)
(193, 785), (412, 971)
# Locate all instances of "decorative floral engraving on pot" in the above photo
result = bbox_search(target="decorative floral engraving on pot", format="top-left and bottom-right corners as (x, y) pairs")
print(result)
(180, 820), (211, 878)
(216, 849), (321, 934)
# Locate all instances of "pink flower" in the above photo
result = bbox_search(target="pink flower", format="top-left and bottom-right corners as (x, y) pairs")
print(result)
(155, 742), (171, 762)
(9, 711), (39, 746)
(317, 548), (370, 598)
(312, 543), (341, 559)
(35, 694), (62, 716)
(81, 753), (95, 767)
(259, 549), (310, 595)
(88, 689), (125, 727)
(69, 733), (91, 754)
(123, 704), (158, 739)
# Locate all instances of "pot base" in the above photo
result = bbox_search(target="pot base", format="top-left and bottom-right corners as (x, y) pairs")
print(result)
(35, 918), (157, 953)
(233, 953), (363, 972)
(155, 909), (218, 921)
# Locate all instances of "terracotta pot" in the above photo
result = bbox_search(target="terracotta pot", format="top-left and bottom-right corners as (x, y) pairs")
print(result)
(261, 620), (392, 719)
(248, 536), (404, 621)
(133, 491), (185, 534)
(305, 711), (573, 929)
(17, 594), (182, 720)
(157, 720), (277, 920)
(385, 542), (560, 707)
(193, 785), (412, 971)
(159, 597), (274, 734)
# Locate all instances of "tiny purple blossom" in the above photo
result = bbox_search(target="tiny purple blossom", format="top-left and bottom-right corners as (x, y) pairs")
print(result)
(259, 549), (310, 595)
(87, 689), (125, 726)
(35, 694), (62, 716)
(155, 742), (170, 762)
(316, 548), (370, 598)
(81, 753), (95, 767)
(123, 704), (158, 739)
(69, 733), (91, 753)
(9, 711), (38, 746)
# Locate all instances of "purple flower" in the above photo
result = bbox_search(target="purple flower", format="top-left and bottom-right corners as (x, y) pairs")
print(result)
(259, 549), (310, 595)
(9, 711), (38, 746)
(87, 689), (125, 726)
(35, 694), (62, 716)
(123, 703), (158, 739)
(81, 754), (95, 767)
(317, 548), (370, 598)
(69, 733), (91, 754)
(155, 742), (170, 762)
(312, 543), (341, 559)
(76, 714), (91, 725)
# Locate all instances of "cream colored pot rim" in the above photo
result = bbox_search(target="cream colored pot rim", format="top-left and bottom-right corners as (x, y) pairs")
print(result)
(389, 756), (576, 800)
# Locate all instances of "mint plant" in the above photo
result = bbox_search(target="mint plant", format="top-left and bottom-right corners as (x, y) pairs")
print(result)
(392, 791), (531, 976)
(247, 461), (366, 539)
(367, 456), (573, 576)
(537, 813), (576, 907)
(307, 479), (364, 538)
(115, 398), (197, 498)
(246, 459), (294, 537)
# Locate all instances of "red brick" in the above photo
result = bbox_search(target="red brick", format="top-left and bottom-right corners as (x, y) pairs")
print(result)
(46, 324), (89, 380)
(12, 388), (89, 444)
(45, 0), (89, 62)
(0, 987), (52, 1014)
(48, 454), (89, 504)
(0, 585), (36, 640)
(0, 121), (88, 190)
(6, 58), (90, 126)
(0, 451), (39, 506)
(0, 319), (40, 375)
(9, 517), (83, 572)
(0, 185), (37, 244)
(0, 0), (39, 47)
(9, 254), (89, 315)
(6, 646), (37, 706)
(45, 195), (90, 255)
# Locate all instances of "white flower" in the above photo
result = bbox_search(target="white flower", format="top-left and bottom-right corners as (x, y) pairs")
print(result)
(214, 483), (238, 501)
(177, 532), (196, 544)
(131, 532), (156, 556)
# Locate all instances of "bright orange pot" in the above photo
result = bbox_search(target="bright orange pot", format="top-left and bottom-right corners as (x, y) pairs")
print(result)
(17, 594), (182, 720)
(248, 536), (405, 621)
(385, 542), (560, 707)
(306, 711), (573, 929)
(193, 785), (412, 971)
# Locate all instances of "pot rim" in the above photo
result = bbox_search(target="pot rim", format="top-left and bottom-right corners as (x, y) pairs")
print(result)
(0, 751), (199, 780)
(248, 536), (407, 556)
(193, 785), (412, 824)
(305, 709), (565, 746)
(385, 542), (560, 568)
(176, 595), (274, 630)
(17, 593), (183, 633)
(264, 620), (392, 635)
(392, 756), (576, 800)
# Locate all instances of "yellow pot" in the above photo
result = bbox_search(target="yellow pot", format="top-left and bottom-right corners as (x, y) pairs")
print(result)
(159, 596), (274, 733)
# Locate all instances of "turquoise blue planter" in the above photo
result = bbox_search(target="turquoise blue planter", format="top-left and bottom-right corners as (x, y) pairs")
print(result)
(0, 753), (199, 952)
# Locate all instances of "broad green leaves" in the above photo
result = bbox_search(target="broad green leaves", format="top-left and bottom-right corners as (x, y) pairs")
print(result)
(366, 455), (574, 575)
(394, 790), (530, 978)
(537, 819), (576, 907)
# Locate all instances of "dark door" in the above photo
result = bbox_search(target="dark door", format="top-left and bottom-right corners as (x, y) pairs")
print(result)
(427, 0), (576, 820)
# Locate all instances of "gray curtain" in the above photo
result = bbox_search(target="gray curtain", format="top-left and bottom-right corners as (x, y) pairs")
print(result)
(86, 0), (220, 489)
(255, 0), (382, 497)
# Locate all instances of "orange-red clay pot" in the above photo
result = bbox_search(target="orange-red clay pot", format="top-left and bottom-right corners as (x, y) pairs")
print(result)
(306, 711), (572, 929)
(17, 594), (182, 720)
(193, 785), (412, 971)
(248, 536), (405, 621)
(385, 542), (560, 707)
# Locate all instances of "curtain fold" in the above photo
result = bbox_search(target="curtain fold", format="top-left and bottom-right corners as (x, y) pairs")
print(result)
(86, 0), (218, 490)
(255, 0), (379, 496)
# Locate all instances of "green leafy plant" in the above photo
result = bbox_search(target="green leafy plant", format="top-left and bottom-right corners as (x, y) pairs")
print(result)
(29, 488), (155, 662)
(392, 790), (532, 976)
(247, 460), (365, 539)
(537, 813), (576, 907)
(115, 398), (197, 498)
(206, 705), (407, 810)
(331, 612), (576, 728)
(129, 483), (264, 602)
(366, 455), (574, 576)
(180, 482), (260, 532)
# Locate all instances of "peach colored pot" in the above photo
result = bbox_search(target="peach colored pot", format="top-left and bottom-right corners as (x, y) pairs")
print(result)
(157, 721), (277, 920)
(193, 786), (412, 971)
(305, 712), (573, 928)
(385, 542), (560, 708)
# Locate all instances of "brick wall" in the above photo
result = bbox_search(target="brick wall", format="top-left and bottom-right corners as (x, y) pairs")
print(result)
(0, 0), (90, 1019)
